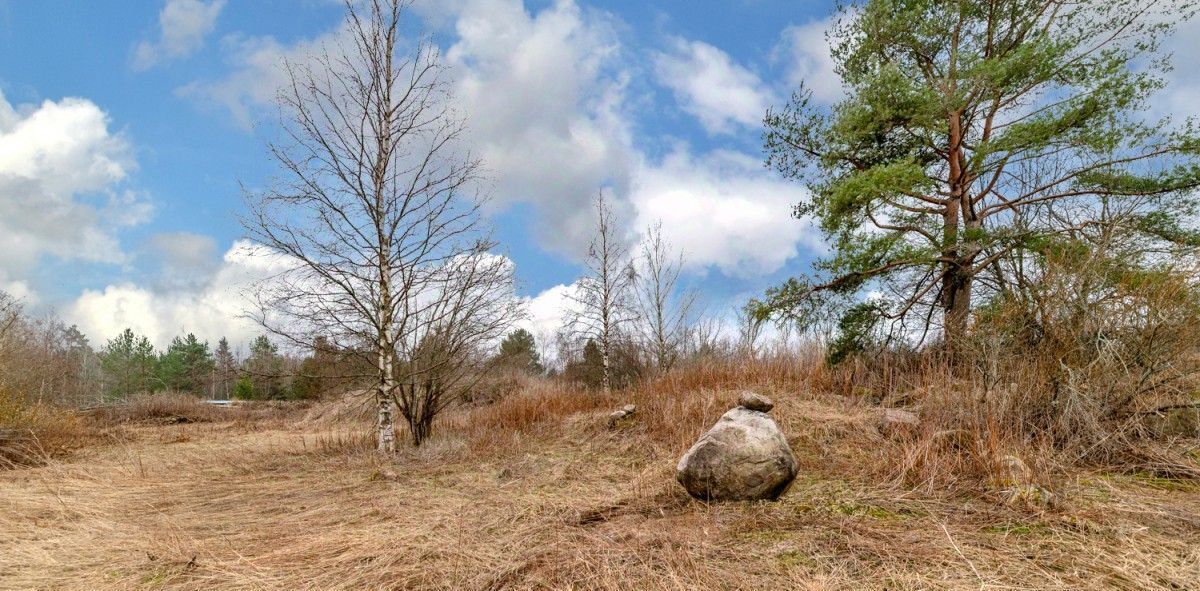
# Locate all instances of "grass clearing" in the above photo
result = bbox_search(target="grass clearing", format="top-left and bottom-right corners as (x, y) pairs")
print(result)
(2, 384), (1199, 590)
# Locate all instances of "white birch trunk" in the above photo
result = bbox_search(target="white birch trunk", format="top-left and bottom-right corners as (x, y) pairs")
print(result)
(376, 333), (396, 453)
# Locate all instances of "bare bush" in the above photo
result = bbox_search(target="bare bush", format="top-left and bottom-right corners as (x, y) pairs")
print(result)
(0, 389), (91, 469)
(965, 247), (1200, 466)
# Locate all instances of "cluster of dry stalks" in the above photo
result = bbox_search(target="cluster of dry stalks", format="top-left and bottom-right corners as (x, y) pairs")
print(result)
(449, 341), (1200, 501)
(0, 390), (90, 468)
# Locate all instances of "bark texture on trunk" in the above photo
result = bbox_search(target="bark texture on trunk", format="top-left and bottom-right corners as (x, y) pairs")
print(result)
(376, 343), (396, 453)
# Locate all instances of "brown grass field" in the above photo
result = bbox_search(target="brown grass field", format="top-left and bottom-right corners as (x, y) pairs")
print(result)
(2, 363), (1199, 590)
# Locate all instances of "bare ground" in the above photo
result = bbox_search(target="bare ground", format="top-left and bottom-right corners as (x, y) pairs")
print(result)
(2, 391), (1199, 590)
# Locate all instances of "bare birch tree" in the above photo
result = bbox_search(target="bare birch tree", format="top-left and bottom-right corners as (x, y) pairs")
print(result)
(565, 192), (637, 391)
(633, 222), (695, 372)
(244, 0), (502, 452)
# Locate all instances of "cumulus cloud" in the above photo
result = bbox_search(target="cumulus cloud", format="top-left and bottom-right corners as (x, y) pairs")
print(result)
(654, 38), (776, 134)
(773, 17), (843, 105)
(67, 239), (537, 352)
(0, 91), (149, 300)
(514, 281), (585, 361)
(519, 282), (577, 334)
(133, 0), (227, 70)
(67, 240), (284, 349)
(630, 147), (820, 278)
(441, 0), (633, 255)
(183, 0), (633, 256)
(179, 0), (822, 281)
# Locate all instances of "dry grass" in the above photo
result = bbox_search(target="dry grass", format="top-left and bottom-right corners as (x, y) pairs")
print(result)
(2, 362), (1199, 590)
(0, 393), (95, 469)
(87, 393), (248, 425)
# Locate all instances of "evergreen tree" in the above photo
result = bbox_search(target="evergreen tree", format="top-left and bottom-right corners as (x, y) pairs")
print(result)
(232, 374), (255, 401)
(494, 329), (544, 375)
(214, 337), (237, 400)
(100, 328), (158, 398)
(158, 333), (215, 394)
(758, 0), (1200, 350)
(244, 335), (287, 399)
(563, 338), (605, 389)
(293, 336), (339, 400)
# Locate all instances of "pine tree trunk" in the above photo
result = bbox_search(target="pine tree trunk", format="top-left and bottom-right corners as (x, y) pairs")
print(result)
(943, 107), (972, 351)
(943, 265), (971, 348)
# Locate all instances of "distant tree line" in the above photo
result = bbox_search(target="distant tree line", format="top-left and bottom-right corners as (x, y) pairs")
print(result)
(94, 329), (376, 402)
(0, 292), (372, 407)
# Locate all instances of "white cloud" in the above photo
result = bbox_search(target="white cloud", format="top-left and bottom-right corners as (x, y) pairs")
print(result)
(144, 231), (221, 291)
(654, 38), (776, 134)
(0, 91), (148, 297)
(177, 26), (348, 129)
(0, 280), (36, 305)
(630, 147), (821, 278)
(773, 17), (843, 105)
(514, 281), (586, 361)
(133, 0), (227, 70)
(519, 282), (577, 336)
(442, 0), (633, 255)
(67, 240), (535, 353)
(179, 0), (822, 281)
(67, 240), (284, 349)
(184, 0), (634, 256)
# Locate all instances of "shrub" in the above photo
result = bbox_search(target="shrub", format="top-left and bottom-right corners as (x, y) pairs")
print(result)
(233, 375), (255, 400)
(0, 389), (90, 468)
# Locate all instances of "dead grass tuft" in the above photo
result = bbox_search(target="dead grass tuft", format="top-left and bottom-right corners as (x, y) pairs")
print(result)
(88, 392), (232, 425)
(0, 391), (94, 468)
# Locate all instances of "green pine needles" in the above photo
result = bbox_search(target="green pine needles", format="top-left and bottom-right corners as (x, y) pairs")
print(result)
(756, 0), (1200, 352)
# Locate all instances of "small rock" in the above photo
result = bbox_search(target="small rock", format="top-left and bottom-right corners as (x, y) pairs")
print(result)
(876, 408), (919, 437)
(737, 391), (774, 413)
(995, 454), (1031, 487)
(1004, 484), (1057, 511)
(606, 404), (636, 428)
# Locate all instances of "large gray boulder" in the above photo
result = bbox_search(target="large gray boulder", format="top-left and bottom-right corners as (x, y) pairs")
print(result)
(675, 396), (798, 501)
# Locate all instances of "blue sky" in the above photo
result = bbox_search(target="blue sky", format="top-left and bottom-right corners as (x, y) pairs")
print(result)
(0, 0), (845, 347)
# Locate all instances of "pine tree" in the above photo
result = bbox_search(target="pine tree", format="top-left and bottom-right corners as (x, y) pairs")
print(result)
(244, 335), (287, 400)
(100, 328), (158, 398)
(758, 0), (1200, 351)
(564, 338), (606, 389)
(494, 329), (544, 375)
(214, 337), (237, 400)
(158, 333), (215, 394)
(293, 336), (341, 400)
